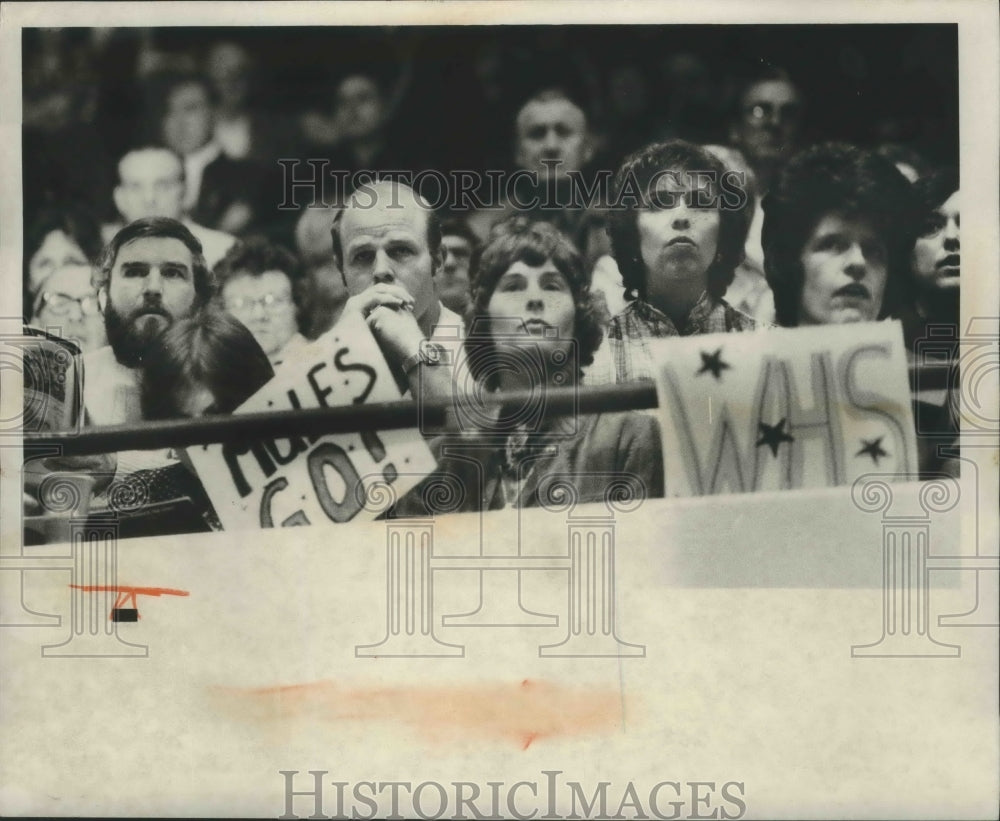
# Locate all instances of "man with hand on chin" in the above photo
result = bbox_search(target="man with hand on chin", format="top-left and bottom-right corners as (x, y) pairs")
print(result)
(331, 180), (465, 405)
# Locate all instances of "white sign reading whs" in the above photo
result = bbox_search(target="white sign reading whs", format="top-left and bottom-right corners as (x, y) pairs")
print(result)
(652, 321), (919, 497)
(186, 312), (436, 530)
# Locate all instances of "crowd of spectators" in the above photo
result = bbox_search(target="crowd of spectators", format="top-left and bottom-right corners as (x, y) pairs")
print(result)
(21, 26), (962, 538)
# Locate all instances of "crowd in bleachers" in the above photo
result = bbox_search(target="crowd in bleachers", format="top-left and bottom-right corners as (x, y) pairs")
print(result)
(20, 26), (962, 538)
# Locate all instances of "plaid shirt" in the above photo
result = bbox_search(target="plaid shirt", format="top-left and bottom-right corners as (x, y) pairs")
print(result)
(585, 293), (758, 385)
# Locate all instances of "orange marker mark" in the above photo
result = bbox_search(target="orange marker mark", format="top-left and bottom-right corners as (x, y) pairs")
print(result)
(69, 584), (189, 620)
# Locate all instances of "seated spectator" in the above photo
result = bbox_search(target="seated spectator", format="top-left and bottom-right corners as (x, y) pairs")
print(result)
(761, 143), (952, 477)
(108, 145), (236, 269)
(727, 66), (803, 198)
(28, 263), (107, 354)
(140, 309), (274, 419)
(214, 237), (309, 367)
(204, 40), (288, 165)
(293, 205), (349, 338)
(155, 71), (266, 235)
(903, 168), (960, 348)
(466, 89), (610, 270)
(762, 143), (915, 329)
(438, 217), (480, 316)
(24, 205), (104, 321)
(85, 216), (214, 428)
(587, 140), (757, 385)
(392, 220), (663, 515)
(332, 180), (467, 404)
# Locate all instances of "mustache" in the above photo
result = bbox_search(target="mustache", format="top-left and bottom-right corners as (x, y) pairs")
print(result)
(125, 298), (171, 322)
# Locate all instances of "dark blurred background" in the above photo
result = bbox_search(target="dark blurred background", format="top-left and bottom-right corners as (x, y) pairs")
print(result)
(22, 24), (958, 229)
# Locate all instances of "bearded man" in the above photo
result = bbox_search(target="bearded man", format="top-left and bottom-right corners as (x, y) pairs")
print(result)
(84, 217), (213, 426)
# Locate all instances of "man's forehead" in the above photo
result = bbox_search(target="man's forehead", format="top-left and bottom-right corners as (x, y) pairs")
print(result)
(120, 151), (182, 182)
(517, 99), (587, 131)
(743, 79), (800, 105)
(114, 236), (193, 265)
(341, 190), (430, 242)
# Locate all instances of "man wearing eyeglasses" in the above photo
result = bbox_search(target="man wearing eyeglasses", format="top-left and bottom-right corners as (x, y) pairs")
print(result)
(214, 237), (308, 367)
(728, 66), (804, 198)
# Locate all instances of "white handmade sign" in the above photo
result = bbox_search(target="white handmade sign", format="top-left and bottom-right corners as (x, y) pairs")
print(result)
(186, 312), (436, 529)
(651, 321), (918, 497)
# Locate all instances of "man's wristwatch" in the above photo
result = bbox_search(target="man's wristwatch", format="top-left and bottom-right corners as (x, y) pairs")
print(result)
(401, 342), (448, 375)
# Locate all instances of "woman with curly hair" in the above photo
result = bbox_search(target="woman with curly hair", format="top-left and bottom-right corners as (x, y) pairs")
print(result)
(761, 142), (917, 329)
(589, 139), (758, 385)
(392, 219), (664, 514)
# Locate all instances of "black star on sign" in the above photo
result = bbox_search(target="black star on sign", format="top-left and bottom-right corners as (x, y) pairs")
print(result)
(696, 347), (731, 381)
(756, 418), (795, 457)
(856, 437), (889, 465)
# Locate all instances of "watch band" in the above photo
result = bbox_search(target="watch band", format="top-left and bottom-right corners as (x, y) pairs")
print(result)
(401, 343), (447, 375)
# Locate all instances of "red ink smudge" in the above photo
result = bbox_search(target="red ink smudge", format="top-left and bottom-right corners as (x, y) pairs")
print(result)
(69, 584), (189, 620)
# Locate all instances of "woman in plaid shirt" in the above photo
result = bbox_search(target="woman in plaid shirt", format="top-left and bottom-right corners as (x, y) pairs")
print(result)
(587, 140), (758, 385)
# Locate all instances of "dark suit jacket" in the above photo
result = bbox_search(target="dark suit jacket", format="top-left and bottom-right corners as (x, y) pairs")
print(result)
(192, 154), (268, 233)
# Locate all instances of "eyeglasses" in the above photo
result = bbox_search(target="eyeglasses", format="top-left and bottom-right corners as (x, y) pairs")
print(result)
(35, 291), (101, 318)
(225, 293), (293, 312)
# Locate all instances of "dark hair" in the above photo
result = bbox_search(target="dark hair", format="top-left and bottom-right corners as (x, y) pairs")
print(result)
(23, 205), (104, 319)
(607, 139), (752, 300)
(440, 216), (483, 277)
(875, 143), (932, 181)
(214, 236), (306, 327)
(911, 167), (959, 228)
(465, 218), (604, 388)
(140, 309), (274, 420)
(762, 142), (917, 327)
(97, 217), (214, 306)
(330, 182), (443, 278)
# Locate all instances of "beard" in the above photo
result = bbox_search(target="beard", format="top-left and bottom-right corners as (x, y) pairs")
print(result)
(104, 294), (174, 368)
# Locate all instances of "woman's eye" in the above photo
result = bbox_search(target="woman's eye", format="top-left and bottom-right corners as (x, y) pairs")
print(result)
(920, 215), (946, 237)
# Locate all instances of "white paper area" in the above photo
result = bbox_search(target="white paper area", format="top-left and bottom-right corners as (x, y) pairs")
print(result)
(0, 485), (995, 818)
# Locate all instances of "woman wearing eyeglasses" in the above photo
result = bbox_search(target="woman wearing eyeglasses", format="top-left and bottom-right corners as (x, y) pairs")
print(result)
(29, 263), (107, 353)
(214, 237), (308, 367)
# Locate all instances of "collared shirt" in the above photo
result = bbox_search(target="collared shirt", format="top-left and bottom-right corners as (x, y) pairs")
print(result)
(585, 292), (758, 385)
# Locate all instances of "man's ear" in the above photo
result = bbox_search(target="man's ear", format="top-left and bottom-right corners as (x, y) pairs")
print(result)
(96, 286), (108, 315)
(112, 186), (127, 221)
(432, 244), (445, 279)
